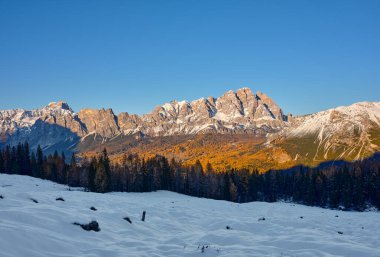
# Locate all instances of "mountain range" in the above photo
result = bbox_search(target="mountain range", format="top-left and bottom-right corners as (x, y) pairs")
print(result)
(1, 88), (379, 171)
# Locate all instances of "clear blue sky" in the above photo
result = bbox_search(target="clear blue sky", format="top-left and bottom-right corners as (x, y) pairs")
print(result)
(0, 0), (379, 115)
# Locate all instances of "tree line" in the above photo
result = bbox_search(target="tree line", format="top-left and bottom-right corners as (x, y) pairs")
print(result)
(1, 142), (380, 210)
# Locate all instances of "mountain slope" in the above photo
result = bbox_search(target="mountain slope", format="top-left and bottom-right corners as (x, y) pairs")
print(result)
(1, 88), (379, 170)
(116, 87), (288, 137)
(274, 102), (380, 167)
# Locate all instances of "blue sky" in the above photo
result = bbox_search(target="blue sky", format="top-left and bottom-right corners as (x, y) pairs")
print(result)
(0, 0), (379, 115)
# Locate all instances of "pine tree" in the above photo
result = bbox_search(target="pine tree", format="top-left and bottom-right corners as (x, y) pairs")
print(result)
(23, 142), (31, 176)
(0, 151), (4, 174)
(248, 170), (259, 201)
(68, 153), (79, 187)
(161, 157), (172, 190)
(94, 149), (111, 193)
(36, 145), (43, 178)
(58, 152), (67, 184)
(3, 145), (11, 173)
(88, 157), (97, 192)
(223, 172), (231, 201)
(31, 152), (37, 177)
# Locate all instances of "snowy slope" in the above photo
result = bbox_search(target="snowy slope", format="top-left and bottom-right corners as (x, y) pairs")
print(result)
(281, 102), (380, 162)
(289, 102), (380, 137)
(0, 175), (380, 257)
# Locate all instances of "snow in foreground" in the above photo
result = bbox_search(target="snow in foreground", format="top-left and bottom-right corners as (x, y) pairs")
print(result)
(0, 175), (379, 257)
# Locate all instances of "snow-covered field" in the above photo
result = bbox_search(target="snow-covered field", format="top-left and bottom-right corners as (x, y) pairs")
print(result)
(0, 174), (379, 257)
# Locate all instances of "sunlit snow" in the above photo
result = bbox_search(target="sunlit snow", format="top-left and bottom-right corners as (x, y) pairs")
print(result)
(0, 174), (379, 257)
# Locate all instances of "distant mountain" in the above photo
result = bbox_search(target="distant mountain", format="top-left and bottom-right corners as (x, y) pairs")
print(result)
(1, 88), (379, 170)
(277, 101), (380, 166)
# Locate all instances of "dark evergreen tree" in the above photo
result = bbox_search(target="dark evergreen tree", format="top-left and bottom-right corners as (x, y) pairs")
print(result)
(0, 151), (4, 174)
(36, 145), (43, 178)
(94, 149), (111, 193)
(88, 157), (97, 192)
(68, 153), (80, 187)
(1, 142), (380, 210)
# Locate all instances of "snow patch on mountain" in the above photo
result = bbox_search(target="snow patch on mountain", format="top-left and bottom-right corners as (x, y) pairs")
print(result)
(289, 102), (380, 137)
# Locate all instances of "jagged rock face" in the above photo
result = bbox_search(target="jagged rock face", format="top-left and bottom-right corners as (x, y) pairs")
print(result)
(0, 101), (85, 155)
(1, 88), (379, 168)
(117, 112), (143, 135)
(236, 88), (258, 119)
(103, 88), (288, 137)
(0, 101), (87, 137)
(42, 102), (87, 137)
(130, 88), (288, 136)
(280, 102), (380, 163)
(215, 90), (244, 119)
(256, 92), (285, 120)
(0, 89), (289, 147)
(78, 109), (119, 138)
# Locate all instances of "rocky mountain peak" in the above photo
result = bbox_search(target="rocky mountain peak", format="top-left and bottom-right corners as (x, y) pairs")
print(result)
(1, 89), (379, 167)
(0, 87), (289, 149)
(78, 108), (119, 138)
(47, 101), (72, 111)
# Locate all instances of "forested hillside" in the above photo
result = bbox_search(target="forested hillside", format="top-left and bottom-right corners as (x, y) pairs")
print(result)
(1, 142), (380, 210)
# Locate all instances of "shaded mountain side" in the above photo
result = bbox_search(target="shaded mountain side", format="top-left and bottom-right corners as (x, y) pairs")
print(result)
(6, 120), (80, 157)
(275, 151), (380, 173)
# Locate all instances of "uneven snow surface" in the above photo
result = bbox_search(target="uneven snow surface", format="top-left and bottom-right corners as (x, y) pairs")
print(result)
(1, 174), (380, 257)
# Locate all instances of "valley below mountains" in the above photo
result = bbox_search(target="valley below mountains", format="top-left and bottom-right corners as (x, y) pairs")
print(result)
(1, 88), (379, 171)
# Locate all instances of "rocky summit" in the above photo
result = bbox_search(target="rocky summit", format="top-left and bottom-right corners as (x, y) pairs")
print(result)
(1, 88), (379, 170)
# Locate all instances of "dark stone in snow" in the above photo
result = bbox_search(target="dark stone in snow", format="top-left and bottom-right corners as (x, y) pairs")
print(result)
(258, 217), (266, 221)
(56, 197), (65, 201)
(0, 195), (3, 199)
(338, 231), (343, 235)
(123, 217), (132, 224)
(226, 225), (231, 230)
(335, 215), (339, 218)
(30, 198), (38, 203)
(73, 221), (100, 232)
(90, 206), (97, 211)
(141, 211), (146, 222)
(300, 216), (304, 219)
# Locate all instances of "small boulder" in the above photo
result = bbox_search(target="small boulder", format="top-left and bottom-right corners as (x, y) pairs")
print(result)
(300, 216), (304, 219)
(0, 195), (3, 199)
(258, 217), (266, 221)
(123, 217), (132, 224)
(73, 221), (100, 232)
(30, 198), (38, 203)
(337, 231), (343, 235)
(90, 206), (97, 211)
(226, 225), (231, 230)
(56, 197), (65, 201)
